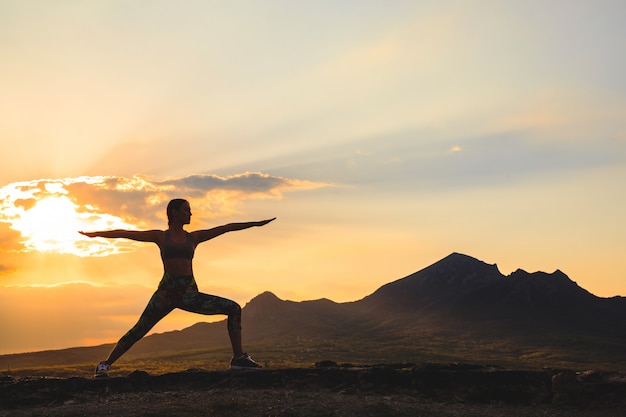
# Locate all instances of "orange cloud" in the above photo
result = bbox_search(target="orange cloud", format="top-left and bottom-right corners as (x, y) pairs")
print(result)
(0, 173), (330, 257)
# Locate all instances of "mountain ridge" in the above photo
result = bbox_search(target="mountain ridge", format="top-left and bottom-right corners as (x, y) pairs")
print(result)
(3, 252), (626, 372)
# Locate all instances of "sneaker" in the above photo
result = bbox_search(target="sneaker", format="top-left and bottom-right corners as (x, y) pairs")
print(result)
(94, 361), (110, 378)
(230, 353), (262, 370)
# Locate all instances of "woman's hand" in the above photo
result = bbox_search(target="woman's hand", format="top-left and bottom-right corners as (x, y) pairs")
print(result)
(256, 218), (276, 227)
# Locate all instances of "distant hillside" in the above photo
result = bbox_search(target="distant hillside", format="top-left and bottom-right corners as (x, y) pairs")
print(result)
(3, 253), (626, 372)
(359, 253), (626, 333)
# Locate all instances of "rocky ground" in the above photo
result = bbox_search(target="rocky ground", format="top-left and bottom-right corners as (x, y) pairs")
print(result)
(2, 363), (625, 417)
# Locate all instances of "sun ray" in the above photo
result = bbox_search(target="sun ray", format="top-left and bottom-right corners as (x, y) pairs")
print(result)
(9, 195), (135, 257)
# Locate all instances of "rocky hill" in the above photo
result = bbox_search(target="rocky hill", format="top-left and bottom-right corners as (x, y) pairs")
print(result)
(359, 253), (626, 332)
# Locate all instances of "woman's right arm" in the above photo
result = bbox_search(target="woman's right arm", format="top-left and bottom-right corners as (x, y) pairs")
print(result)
(79, 229), (162, 243)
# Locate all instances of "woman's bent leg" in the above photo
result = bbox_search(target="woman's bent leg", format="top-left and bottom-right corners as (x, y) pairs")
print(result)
(181, 291), (243, 357)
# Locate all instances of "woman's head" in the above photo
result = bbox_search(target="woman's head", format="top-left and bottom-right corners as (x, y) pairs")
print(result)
(166, 199), (190, 226)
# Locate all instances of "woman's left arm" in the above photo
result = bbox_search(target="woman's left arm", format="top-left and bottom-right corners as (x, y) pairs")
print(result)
(192, 218), (276, 244)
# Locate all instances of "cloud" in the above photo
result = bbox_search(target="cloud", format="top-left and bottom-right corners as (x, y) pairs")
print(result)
(151, 172), (329, 220)
(155, 172), (322, 198)
(0, 264), (14, 276)
(0, 172), (329, 256)
(267, 125), (625, 194)
(0, 223), (23, 253)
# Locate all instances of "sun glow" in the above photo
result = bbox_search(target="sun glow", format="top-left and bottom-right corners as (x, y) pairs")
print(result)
(14, 196), (91, 255)
(9, 195), (134, 257)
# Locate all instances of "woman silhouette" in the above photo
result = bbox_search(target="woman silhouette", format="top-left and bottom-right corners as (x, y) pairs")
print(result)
(80, 198), (275, 377)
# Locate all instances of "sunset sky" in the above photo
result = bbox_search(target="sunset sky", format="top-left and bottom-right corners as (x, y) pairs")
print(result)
(1, 0), (625, 355)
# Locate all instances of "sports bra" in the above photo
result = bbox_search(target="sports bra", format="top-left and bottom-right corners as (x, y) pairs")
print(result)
(160, 231), (195, 261)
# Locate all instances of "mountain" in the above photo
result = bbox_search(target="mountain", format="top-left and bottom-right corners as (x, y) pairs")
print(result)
(3, 253), (626, 371)
(358, 252), (504, 313)
(359, 253), (626, 333)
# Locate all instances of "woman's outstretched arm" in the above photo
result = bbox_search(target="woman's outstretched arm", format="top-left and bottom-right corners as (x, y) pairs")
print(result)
(79, 229), (162, 243)
(192, 218), (276, 244)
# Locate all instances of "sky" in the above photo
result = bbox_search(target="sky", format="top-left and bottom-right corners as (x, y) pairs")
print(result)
(1, 0), (625, 355)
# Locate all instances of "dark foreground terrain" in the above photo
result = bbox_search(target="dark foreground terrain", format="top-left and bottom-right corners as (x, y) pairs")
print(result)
(2, 363), (626, 417)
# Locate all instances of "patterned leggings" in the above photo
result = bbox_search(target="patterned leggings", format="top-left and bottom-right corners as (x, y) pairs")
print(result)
(117, 273), (241, 350)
